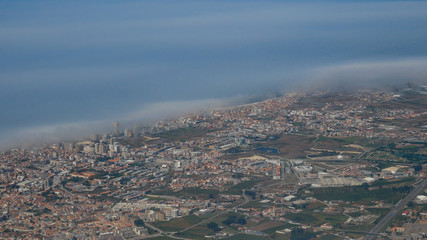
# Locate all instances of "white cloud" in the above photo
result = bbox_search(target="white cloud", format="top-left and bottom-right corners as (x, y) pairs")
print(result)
(123, 98), (230, 123)
(0, 97), (234, 151)
(304, 58), (427, 90)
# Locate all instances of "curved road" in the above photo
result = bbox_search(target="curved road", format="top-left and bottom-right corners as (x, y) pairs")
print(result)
(133, 192), (250, 239)
(176, 192), (250, 234)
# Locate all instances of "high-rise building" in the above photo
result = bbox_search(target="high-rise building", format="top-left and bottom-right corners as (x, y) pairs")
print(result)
(171, 208), (179, 218)
(94, 143), (100, 154)
(113, 142), (120, 153)
(113, 122), (119, 136)
(65, 142), (74, 152)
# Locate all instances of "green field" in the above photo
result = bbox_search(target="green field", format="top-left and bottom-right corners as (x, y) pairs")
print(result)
(312, 185), (411, 204)
(262, 223), (297, 234)
(284, 212), (324, 225)
(368, 151), (406, 162)
(176, 225), (215, 239)
(315, 213), (348, 226)
(174, 212), (248, 239)
(370, 177), (415, 187)
(347, 212), (363, 218)
(152, 215), (204, 232)
(178, 187), (220, 199)
(148, 237), (177, 240)
(340, 223), (374, 232)
(153, 127), (216, 142)
(284, 212), (347, 227)
(223, 180), (260, 194)
(153, 187), (220, 199)
(243, 200), (270, 209)
(228, 233), (269, 240)
(316, 136), (365, 145)
(366, 207), (391, 217)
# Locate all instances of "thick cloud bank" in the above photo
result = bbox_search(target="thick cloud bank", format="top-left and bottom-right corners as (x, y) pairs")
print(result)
(0, 98), (232, 150)
(1, 1), (427, 149)
(305, 59), (427, 90)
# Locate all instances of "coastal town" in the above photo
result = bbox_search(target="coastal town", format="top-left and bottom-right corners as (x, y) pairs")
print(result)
(1, 87), (427, 240)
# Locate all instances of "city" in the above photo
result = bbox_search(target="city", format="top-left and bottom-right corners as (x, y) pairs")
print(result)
(2, 1), (427, 240)
(1, 87), (426, 239)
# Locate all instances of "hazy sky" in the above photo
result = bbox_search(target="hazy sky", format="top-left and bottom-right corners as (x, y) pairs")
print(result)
(1, 0), (427, 148)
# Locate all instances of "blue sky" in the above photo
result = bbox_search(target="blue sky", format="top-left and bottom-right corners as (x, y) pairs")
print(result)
(1, 1), (427, 148)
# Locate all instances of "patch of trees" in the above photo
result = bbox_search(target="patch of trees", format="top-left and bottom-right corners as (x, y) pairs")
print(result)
(109, 172), (123, 178)
(82, 180), (90, 186)
(134, 219), (145, 227)
(392, 186), (411, 193)
(222, 215), (246, 226)
(225, 147), (243, 153)
(244, 190), (256, 199)
(290, 228), (316, 240)
(207, 222), (221, 232)
(232, 173), (243, 178)
(41, 189), (62, 202)
(96, 156), (109, 162)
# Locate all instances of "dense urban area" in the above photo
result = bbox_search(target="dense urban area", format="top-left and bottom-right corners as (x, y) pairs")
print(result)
(1, 86), (427, 240)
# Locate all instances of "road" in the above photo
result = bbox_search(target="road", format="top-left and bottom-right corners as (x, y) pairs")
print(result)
(364, 177), (427, 240)
(177, 192), (250, 234)
(128, 191), (251, 239)
(132, 222), (187, 240)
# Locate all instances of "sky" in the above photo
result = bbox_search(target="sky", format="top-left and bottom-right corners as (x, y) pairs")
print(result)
(1, 0), (427, 148)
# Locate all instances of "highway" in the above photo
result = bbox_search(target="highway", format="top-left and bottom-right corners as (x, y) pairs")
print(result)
(364, 177), (427, 240)
(133, 189), (252, 239)
(177, 192), (250, 234)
